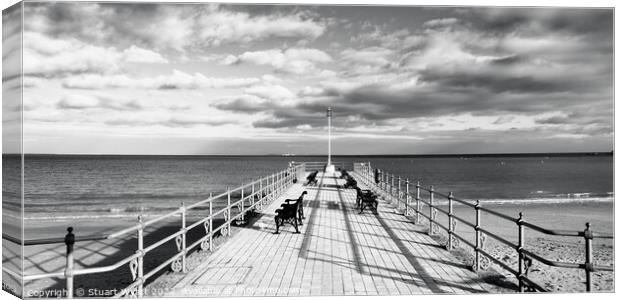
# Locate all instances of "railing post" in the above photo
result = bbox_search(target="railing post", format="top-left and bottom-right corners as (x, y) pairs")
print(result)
(383, 171), (387, 194)
(259, 178), (263, 203)
(380, 170), (385, 191)
(405, 178), (410, 216)
(517, 212), (525, 292)
(474, 200), (481, 272)
(448, 192), (454, 250)
(251, 182), (255, 207)
(584, 222), (594, 292)
(209, 193), (213, 251)
(391, 174), (395, 202)
(275, 172), (279, 195)
(240, 185), (245, 224)
(415, 181), (420, 224)
(228, 188), (232, 236)
(428, 186), (434, 235)
(181, 202), (187, 272)
(397, 176), (402, 210)
(137, 216), (144, 297)
(64, 227), (75, 298)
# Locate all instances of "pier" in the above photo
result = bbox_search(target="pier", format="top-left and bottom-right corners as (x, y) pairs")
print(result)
(166, 171), (487, 296)
(2, 162), (614, 297)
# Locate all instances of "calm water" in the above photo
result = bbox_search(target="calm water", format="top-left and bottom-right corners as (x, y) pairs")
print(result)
(2, 154), (613, 220)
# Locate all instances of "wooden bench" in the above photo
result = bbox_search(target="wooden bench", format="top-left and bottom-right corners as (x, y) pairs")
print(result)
(274, 191), (307, 234)
(356, 187), (378, 214)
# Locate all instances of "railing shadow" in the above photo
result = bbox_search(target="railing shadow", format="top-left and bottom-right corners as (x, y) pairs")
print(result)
(30, 218), (228, 296)
(331, 174), (487, 293)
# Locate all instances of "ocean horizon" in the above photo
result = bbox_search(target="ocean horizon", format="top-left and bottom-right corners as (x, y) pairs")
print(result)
(2, 153), (613, 222)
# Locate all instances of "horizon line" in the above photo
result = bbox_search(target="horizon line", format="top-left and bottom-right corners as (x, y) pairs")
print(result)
(2, 151), (613, 157)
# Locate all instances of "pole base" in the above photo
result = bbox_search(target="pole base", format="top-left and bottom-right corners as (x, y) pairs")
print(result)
(325, 164), (335, 175)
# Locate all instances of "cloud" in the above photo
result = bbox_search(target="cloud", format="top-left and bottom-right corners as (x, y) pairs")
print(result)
(213, 95), (272, 113)
(423, 18), (460, 28)
(62, 70), (261, 90)
(341, 47), (393, 66)
(22, 32), (170, 77)
(224, 48), (332, 74)
(196, 5), (326, 46)
(57, 94), (101, 109)
(24, 3), (326, 52)
(105, 115), (236, 127)
(23, 32), (121, 76)
(244, 84), (295, 100)
(57, 94), (144, 111)
(122, 45), (169, 64)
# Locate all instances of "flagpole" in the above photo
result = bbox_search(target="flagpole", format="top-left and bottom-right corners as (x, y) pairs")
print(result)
(325, 107), (335, 174)
(327, 107), (331, 166)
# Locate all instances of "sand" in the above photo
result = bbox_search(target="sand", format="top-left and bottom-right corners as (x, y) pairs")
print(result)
(416, 201), (614, 292)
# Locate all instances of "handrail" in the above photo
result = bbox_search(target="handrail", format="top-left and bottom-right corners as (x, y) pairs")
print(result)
(352, 164), (614, 293)
(2, 163), (304, 298)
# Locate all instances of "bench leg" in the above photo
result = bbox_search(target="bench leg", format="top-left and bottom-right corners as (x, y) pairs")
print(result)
(274, 216), (280, 234)
(293, 217), (300, 234)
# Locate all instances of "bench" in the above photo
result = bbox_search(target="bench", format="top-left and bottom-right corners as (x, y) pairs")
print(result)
(356, 187), (378, 214)
(274, 191), (307, 234)
(284, 191), (308, 224)
(306, 171), (318, 186)
(343, 177), (357, 189)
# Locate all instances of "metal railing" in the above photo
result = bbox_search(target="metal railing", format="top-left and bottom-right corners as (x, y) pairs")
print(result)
(352, 162), (614, 292)
(291, 161), (347, 172)
(2, 164), (303, 298)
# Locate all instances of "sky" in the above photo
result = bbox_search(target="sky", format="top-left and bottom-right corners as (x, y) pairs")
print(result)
(1, 1), (614, 155)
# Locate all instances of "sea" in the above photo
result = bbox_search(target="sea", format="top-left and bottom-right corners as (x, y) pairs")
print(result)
(1, 154), (614, 222)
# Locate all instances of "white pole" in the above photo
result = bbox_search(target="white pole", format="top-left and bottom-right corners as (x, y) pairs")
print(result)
(327, 107), (332, 166)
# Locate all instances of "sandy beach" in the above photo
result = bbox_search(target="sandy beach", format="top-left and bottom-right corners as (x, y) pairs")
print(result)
(421, 201), (614, 292)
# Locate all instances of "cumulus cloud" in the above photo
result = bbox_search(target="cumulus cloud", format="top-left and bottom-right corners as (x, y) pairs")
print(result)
(24, 3), (326, 52)
(196, 5), (325, 46)
(245, 84), (295, 101)
(22, 32), (170, 77)
(62, 70), (261, 90)
(213, 95), (272, 113)
(423, 18), (460, 28)
(224, 48), (332, 74)
(57, 94), (144, 111)
(122, 45), (169, 64)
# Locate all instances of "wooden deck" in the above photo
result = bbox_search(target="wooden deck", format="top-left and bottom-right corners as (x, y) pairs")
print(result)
(169, 172), (490, 296)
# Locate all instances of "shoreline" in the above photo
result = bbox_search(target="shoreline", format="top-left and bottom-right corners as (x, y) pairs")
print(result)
(12, 194), (614, 223)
